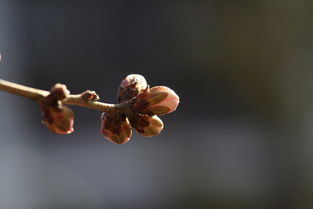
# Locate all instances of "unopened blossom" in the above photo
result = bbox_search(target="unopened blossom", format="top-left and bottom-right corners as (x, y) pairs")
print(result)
(41, 83), (74, 134)
(41, 105), (74, 134)
(133, 86), (180, 115)
(101, 112), (132, 144)
(130, 114), (164, 137)
(118, 74), (148, 103)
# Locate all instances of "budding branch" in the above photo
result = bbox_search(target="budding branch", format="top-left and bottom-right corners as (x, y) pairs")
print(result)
(0, 79), (129, 113)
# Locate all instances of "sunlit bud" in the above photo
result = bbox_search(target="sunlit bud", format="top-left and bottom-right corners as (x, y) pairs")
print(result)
(81, 90), (100, 102)
(118, 74), (148, 103)
(133, 86), (180, 115)
(130, 114), (164, 137)
(41, 105), (74, 134)
(49, 83), (70, 100)
(101, 112), (132, 144)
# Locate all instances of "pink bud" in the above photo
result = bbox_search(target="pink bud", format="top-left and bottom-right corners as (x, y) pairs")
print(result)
(101, 112), (132, 144)
(133, 86), (180, 115)
(118, 74), (148, 103)
(130, 114), (164, 137)
(42, 105), (74, 134)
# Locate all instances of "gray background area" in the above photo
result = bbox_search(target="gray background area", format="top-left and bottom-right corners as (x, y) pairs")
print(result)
(1, 1), (313, 209)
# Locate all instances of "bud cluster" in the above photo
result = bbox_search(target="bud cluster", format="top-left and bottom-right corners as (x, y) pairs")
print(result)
(36, 75), (179, 142)
(101, 74), (180, 144)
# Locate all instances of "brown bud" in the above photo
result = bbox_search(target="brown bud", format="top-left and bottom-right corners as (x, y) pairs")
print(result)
(130, 114), (164, 137)
(41, 105), (74, 134)
(133, 86), (180, 115)
(81, 90), (100, 102)
(49, 83), (70, 100)
(40, 84), (74, 134)
(118, 74), (148, 103)
(101, 112), (132, 144)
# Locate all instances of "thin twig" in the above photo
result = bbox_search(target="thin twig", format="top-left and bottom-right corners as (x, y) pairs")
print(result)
(0, 79), (129, 113)
(0, 79), (49, 100)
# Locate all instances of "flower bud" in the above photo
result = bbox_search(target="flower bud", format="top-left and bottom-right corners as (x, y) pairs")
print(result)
(101, 112), (132, 144)
(49, 83), (70, 100)
(41, 105), (74, 134)
(133, 86), (180, 115)
(118, 74), (148, 103)
(130, 114), (164, 137)
(81, 90), (100, 102)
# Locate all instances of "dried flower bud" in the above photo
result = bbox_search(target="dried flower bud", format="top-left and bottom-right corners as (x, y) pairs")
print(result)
(130, 114), (164, 137)
(118, 74), (148, 103)
(40, 84), (74, 134)
(81, 90), (100, 102)
(41, 105), (74, 134)
(101, 112), (132, 144)
(133, 86), (180, 115)
(49, 83), (70, 100)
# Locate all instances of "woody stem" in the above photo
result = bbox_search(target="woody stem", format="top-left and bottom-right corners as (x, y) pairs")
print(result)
(0, 79), (129, 113)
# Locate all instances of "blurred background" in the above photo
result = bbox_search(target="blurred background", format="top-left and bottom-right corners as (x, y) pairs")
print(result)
(1, 0), (313, 209)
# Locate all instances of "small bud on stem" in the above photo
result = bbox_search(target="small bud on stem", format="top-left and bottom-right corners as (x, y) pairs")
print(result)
(40, 83), (74, 134)
(130, 114), (164, 137)
(101, 112), (132, 144)
(118, 74), (148, 103)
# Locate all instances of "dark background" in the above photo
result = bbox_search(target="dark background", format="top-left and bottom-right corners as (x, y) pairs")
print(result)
(1, 1), (313, 209)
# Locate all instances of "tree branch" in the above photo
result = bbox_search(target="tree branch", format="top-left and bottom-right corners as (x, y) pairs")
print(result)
(0, 79), (49, 100)
(0, 75), (180, 142)
(0, 79), (129, 113)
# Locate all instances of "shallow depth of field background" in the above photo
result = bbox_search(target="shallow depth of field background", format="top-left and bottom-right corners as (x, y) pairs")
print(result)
(1, 1), (313, 209)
